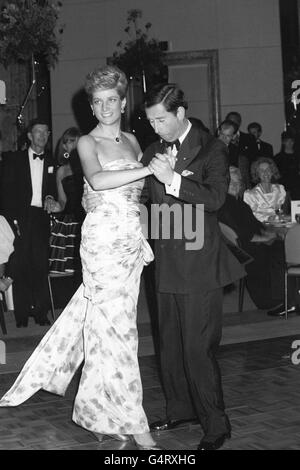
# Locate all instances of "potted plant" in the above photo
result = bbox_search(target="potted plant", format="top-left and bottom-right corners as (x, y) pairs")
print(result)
(112, 9), (165, 93)
(0, 0), (63, 68)
(0, 0), (64, 143)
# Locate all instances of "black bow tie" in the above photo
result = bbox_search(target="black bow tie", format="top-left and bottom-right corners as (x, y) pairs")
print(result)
(163, 139), (181, 151)
(33, 153), (44, 160)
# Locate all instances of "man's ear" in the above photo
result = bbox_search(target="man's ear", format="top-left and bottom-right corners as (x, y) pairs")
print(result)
(27, 132), (32, 143)
(176, 106), (185, 121)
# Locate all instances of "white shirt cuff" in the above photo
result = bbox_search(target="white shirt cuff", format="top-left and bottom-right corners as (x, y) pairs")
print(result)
(165, 172), (181, 198)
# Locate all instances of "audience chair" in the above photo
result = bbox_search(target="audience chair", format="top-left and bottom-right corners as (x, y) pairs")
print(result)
(219, 222), (253, 312)
(0, 292), (7, 335)
(48, 271), (74, 321)
(284, 224), (300, 320)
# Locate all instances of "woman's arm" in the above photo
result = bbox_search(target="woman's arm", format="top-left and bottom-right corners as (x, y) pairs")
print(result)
(55, 166), (67, 211)
(45, 166), (67, 213)
(77, 135), (152, 191)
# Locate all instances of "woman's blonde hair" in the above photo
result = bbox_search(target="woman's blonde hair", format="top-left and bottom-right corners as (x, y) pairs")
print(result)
(250, 157), (280, 183)
(85, 65), (128, 102)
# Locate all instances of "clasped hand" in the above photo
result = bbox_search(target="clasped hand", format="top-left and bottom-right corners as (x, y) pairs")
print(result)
(44, 197), (61, 214)
(148, 149), (176, 185)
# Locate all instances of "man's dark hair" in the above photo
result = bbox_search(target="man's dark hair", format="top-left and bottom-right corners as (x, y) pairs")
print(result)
(27, 118), (49, 133)
(144, 83), (188, 115)
(225, 111), (242, 126)
(247, 122), (262, 133)
(218, 119), (239, 134)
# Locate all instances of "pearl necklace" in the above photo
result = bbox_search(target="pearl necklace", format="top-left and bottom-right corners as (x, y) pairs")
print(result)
(97, 124), (121, 143)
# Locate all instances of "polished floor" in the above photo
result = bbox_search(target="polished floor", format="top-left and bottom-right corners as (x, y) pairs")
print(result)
(0, 335), (300, 450)
(1, 282), (300, 450)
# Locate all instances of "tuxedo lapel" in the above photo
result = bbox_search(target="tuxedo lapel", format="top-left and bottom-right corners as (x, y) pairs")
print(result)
(174, 126), (202, 174)
(23, 150), (33, 205)
(42, 155), (48, 201)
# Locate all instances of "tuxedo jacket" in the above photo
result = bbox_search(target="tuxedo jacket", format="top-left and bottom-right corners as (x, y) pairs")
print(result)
(0, 149), (56, 232)
(254, 140), (274, 159)
(227, 131), (256, 166)
(142, 125), (245, 294)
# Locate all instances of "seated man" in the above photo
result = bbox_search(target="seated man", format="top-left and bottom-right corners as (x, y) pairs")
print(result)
(218, 166), (299, 315)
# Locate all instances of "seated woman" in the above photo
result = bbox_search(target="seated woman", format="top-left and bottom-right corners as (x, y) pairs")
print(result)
(48, 127), (84, 274)
(0, 215), (14, 292)
(218, 167), (298, 313)
(243, 157), (286, 222)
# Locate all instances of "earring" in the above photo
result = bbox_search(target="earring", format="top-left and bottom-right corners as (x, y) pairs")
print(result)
(63, 152), (70, 159)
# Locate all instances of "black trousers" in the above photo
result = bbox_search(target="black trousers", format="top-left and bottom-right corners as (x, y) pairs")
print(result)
(157, 289), (230, 439)
(9, 207), (50, 322)
(244, 239), (300, 309)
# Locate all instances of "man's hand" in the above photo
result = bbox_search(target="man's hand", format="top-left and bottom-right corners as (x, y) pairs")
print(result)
(44, 196), (57, 214)
(149, 153), (175, 185)
(82, 186), (102, 213)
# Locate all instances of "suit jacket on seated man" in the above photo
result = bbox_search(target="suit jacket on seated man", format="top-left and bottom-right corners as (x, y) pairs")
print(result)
(0, 119), (56, 327)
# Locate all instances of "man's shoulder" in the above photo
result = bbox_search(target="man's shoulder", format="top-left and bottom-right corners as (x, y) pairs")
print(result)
(261, 140), (273, 149)
(204, 134), (227, 155)
(2, 149), (26, 164)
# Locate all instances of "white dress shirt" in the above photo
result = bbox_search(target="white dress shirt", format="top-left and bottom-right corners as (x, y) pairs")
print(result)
(165, 120), (192, 198)
(28, 147), (44, 207)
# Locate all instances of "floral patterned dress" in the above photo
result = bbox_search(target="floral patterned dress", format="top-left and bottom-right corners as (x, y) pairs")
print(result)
(0, 159), (154, 435)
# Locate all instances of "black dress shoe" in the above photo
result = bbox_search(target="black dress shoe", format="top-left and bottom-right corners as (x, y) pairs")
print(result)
(150, 418), (198, 431)
(267, 304), (298, 317)
(197, 432), (231, 451)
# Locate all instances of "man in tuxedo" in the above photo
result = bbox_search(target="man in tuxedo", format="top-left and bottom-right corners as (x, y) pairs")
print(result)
(142, 84), (244, 450)
(0, 119), (56, 327)
(247, 122), (273, 159)
(225, 111), (256, 189)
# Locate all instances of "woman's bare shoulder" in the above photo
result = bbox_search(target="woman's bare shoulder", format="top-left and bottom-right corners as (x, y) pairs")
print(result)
(78, 134), (96, 146)
(77, 135), (98, 155)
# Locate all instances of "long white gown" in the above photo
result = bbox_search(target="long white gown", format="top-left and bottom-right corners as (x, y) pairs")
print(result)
(0, 159), (154, 435)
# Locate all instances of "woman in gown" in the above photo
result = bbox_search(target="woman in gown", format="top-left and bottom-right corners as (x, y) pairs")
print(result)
(49, 127), (84, 274)
(243, 157), (286, 223)
(0, 65), (160, 450)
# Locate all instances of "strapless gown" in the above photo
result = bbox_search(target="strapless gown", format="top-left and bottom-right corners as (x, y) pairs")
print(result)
(0, 159), (154, 435)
